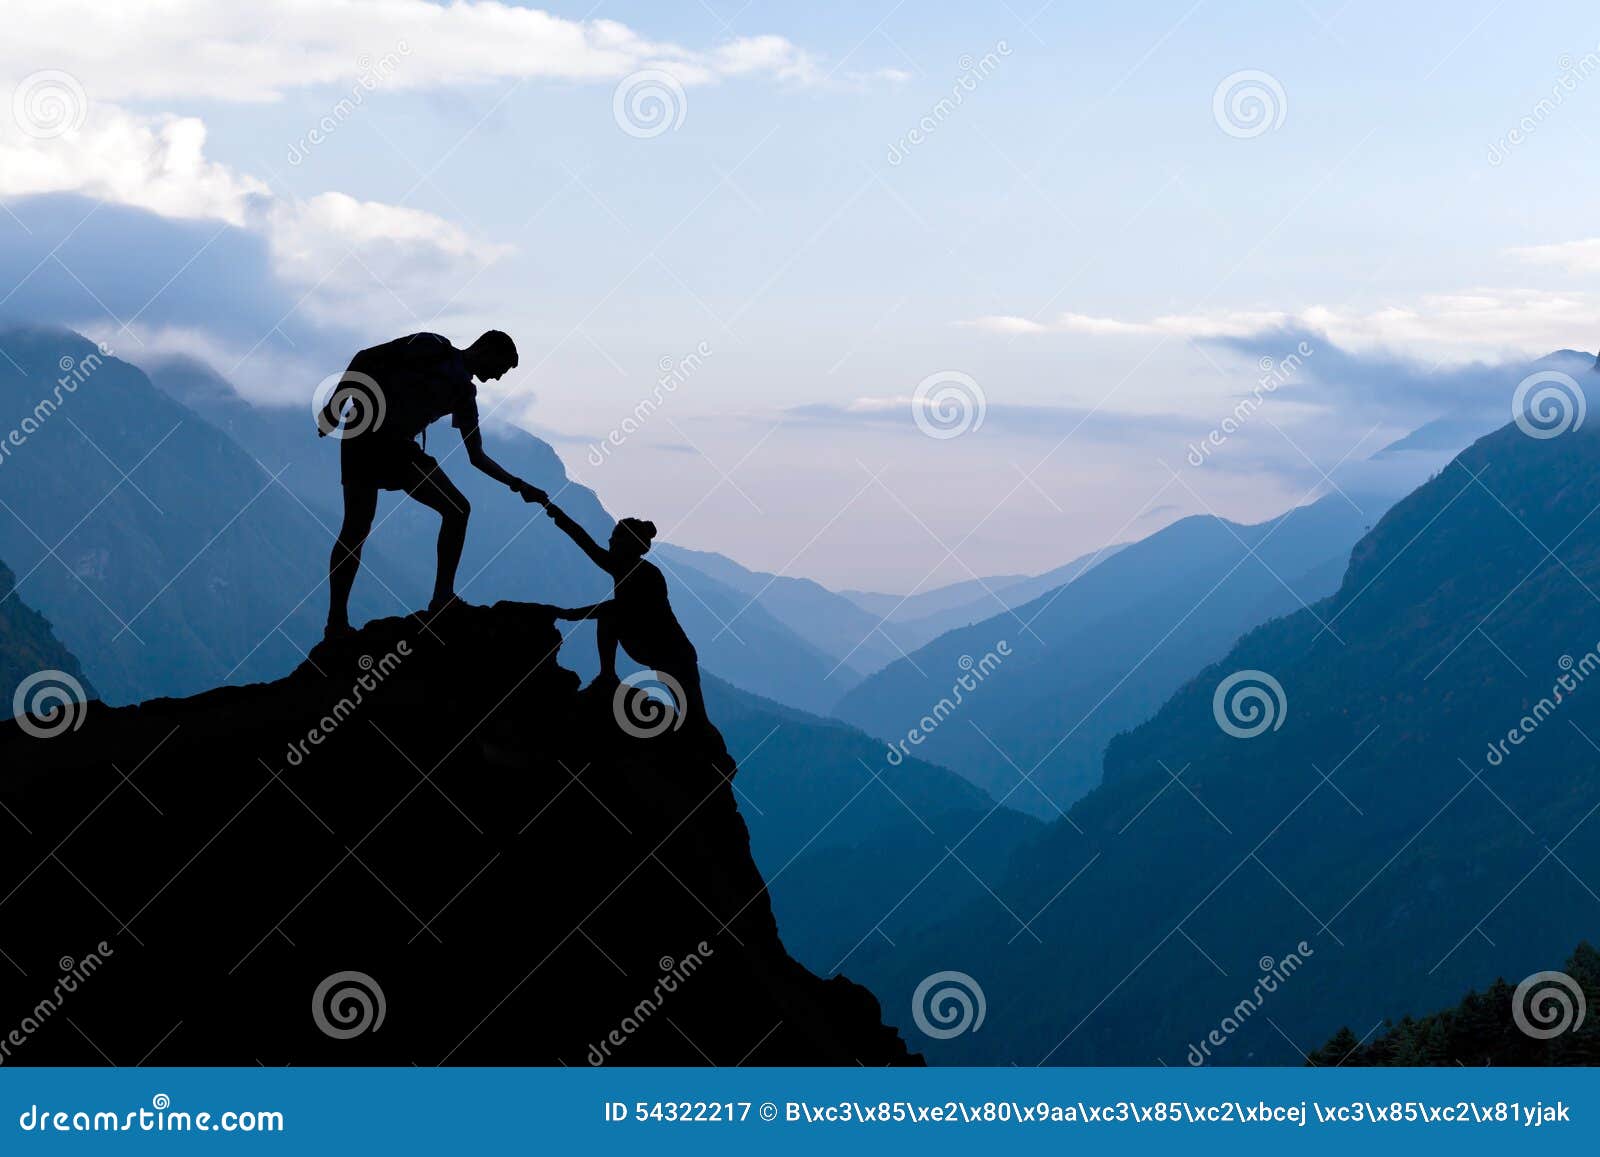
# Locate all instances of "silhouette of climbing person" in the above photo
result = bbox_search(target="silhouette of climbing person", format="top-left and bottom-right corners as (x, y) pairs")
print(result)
(538, 499), (704, 728)
(318, 331), (545, 640)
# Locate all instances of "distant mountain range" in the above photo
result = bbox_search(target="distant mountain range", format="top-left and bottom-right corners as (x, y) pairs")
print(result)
(702, 674), (1040, 974)
(1368, 349), (1598, 462)
(839, 546), (1125, 643)
(835, 495), (1385, 815)
(655, 543), (1119, 694)
(0, 327), (399, 704)
(847, 413), (1600, 1064)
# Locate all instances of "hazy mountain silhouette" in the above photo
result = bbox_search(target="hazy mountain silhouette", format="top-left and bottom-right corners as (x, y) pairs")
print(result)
(702, 674), (1040, 972)
(655, 543), (903, 681)
(0, 327), (403, 704)
(146, 353), (854, 715)
(836, 546), (1126, 661)
(0, 602), (916, 1065)
(659, 544), (1124, 687)
(835, 496), (1382, 815)
(1, 555), (94, 710)
(848, 416), (1600, 1064)
(1368, 350), (1596, 462)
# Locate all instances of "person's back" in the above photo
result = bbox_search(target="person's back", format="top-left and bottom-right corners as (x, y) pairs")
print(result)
(342, 332), (474, 446)
(611, 556), (696, 669)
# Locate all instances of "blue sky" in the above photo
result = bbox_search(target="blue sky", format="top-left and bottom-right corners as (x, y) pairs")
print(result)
(2, 1), (1599, 588)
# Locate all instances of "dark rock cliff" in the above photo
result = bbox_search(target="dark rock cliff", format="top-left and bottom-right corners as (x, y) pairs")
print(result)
(0, 602), (916, 1065)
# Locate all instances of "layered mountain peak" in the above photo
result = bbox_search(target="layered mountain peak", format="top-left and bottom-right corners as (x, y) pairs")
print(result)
(0, 601), (916, 1065)
(851, 414), (1600, 1065)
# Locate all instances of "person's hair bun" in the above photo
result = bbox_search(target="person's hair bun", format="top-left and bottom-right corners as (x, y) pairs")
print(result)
(618, 517), (656, 551)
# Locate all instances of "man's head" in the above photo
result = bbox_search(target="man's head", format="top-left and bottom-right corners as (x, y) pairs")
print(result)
(610, 517), (657, 560)
(465, 330), (518, 381)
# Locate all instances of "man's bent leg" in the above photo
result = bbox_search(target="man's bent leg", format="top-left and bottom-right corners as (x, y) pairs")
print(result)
(403, 465), (471, 612)
(328, 485), (378, 635)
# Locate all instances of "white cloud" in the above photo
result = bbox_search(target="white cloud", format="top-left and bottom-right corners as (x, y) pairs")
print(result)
(0, 107), (269, 224)
(0, 4), (861, 346)
(0, 103), (507, 330)
(966, 290), (1597, 363)
(966, 310), (1289, 338)
(268, 191), (509, 296)
(1506, 237), (1600, 274)
(0, 1), (829, 103)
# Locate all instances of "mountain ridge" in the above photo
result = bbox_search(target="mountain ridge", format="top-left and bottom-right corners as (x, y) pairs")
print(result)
(835, 494), (1384, 814)
(0, 600), (917, 1065)
(845, 415), (1600, 1065)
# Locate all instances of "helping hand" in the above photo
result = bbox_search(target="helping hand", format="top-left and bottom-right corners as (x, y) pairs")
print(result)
(515, 481), (548, 504)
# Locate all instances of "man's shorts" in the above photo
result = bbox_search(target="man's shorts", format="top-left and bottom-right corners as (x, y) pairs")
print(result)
(340, 434), (438, 491)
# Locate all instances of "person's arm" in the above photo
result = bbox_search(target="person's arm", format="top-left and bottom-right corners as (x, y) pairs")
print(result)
(458, 422), (546, 501)
(543, 502), (616, 575)
(554, 599), (614, 621)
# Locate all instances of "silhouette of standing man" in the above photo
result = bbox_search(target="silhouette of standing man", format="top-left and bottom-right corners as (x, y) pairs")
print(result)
(318, 331), (544, 641)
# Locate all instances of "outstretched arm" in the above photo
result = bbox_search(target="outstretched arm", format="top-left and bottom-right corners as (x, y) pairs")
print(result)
(461, 425), (546, 501)
(555, 599), (613, 621)
(543, 502), (616, 575)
